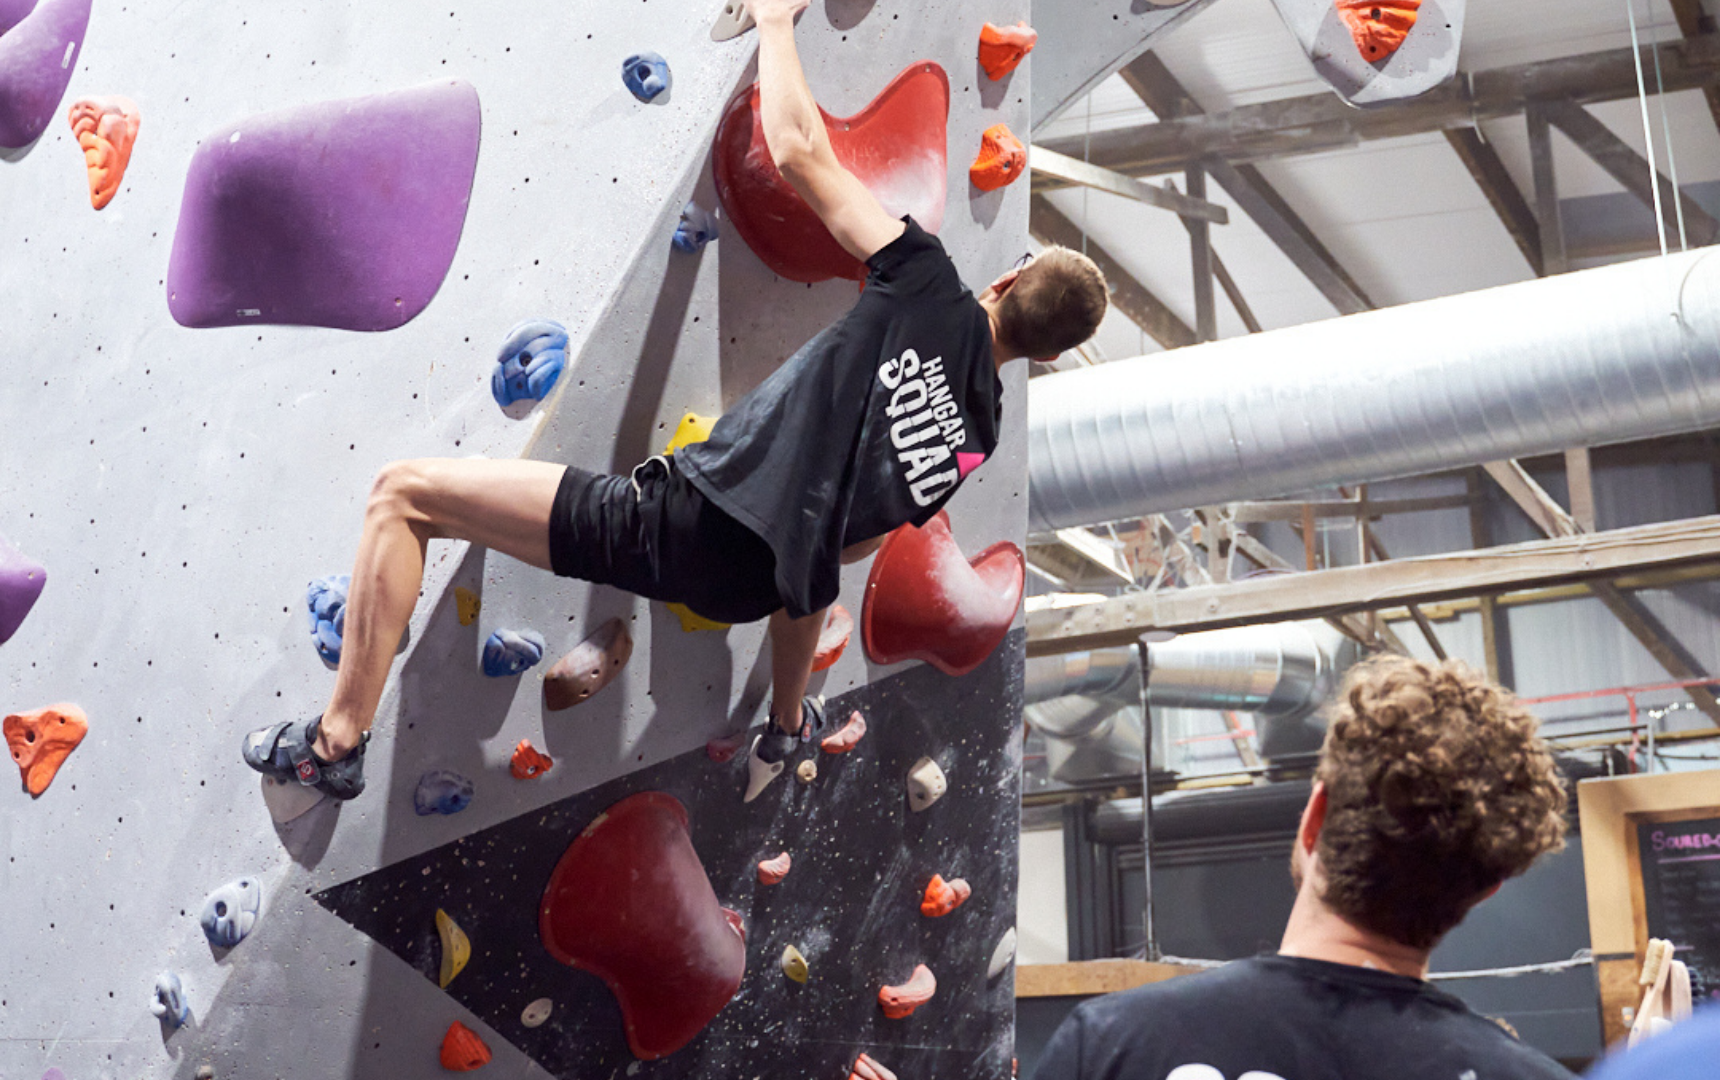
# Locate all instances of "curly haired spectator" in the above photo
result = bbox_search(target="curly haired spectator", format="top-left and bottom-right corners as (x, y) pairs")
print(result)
(1032, 656), (1573, 1080)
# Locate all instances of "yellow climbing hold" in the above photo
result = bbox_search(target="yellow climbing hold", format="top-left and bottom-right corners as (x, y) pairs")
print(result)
(781, 944), (809, 984)
(667, 602), (730, 633)
(436, 908), (471, 988)
(455, 587), (481, 627)
(662, 412), (717, 455)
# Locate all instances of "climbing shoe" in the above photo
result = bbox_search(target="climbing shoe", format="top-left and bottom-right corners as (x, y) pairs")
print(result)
(242, 716), (369, 800)
(756, 695), (825, 764)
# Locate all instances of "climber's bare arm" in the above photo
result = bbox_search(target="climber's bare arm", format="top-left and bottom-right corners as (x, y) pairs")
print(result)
(753, 0), (906, 262)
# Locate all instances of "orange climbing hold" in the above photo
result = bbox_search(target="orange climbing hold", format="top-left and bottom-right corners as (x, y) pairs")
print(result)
(1336, 0), (1421, 62)
(811, 604), (853, 672)
(821, 710), (868, 754)
(920, 874), (972, 917)
(4, 703), (88, 797)
(440, 1020), (492, 1071)
(878, 963), (937, 1019)
(851, 1052), (900, 1080)
(978, 22), (1037, 81)
(67, 96), (140, 210)
(757, 851), (792, 885)
(510, 739), (554, 779)
(970, 124), (1026, 192)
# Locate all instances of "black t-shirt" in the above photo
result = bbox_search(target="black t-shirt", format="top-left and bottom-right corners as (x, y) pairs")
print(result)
(676, 219), (1002, 618)
(1031, 956), (1574, 1080)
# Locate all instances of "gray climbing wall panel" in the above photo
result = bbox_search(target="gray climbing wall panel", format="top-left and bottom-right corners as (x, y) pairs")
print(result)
(0, 0), (1030, 1077)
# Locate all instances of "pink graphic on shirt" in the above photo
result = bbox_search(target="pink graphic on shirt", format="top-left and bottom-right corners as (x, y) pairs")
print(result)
(956, 452), (986, 479)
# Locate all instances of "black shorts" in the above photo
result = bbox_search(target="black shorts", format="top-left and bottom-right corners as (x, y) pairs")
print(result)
(547, 456), (783, 625)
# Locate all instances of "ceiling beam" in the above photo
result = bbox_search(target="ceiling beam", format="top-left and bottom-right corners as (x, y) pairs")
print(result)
(1444, 126), (1544, 276)
(1025, 514), (1720, 653)
(1029, 146), (1229, 224)
(1035, 35), (1720, 178)
(1670, 0), (1720, 140)
(1117, 51), (1374, 315)
(1541, 99), (1720, 247)
(1030, 195), (1198, 350)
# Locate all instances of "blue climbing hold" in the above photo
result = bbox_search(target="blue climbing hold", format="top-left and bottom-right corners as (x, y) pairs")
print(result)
(306, 574), (349, 665)
(623, 52), (671, 102)
(414, 769), (474, 816)
(673, 201), (720, 253)
(491, 319), (569, 409)
(150, 971), (190, 1028)
(199, 876), (264, 948)
(483, 628), (546, 677)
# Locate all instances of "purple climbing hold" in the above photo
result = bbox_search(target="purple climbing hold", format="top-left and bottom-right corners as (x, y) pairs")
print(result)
(491, 319), (568, 408)
(483, 628), (545, 677)
(306, 574), (349, 666)
(0, 0), (89, 150)
(623, 52), (671, 102)
(415, 769), (474, 815)
(673, 201), (719, 254)
(0, 0), (39, 37)
(165, 79), (481, 331)
(0, 532), (44, 645)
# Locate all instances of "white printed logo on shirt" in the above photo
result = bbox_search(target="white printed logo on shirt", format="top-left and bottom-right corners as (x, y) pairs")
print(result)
(1165, 1065), (1288, 1080)
(877, 347), (976, 507)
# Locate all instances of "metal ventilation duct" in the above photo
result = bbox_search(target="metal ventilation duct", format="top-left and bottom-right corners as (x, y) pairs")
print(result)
(1028, 249), (1720, 533)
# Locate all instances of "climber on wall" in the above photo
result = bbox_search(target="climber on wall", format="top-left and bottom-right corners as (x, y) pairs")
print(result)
(241, 0), (1109, 800)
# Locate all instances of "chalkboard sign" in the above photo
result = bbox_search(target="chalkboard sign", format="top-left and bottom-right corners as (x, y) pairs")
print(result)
(1637, 817), (1720, 1006)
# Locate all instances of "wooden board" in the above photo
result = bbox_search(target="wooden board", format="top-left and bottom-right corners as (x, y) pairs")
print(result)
(1016, 959), (1202, 999)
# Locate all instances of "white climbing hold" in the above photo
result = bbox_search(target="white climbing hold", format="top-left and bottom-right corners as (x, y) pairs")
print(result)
(521, 997), (553, 1028)
(796, 759), (817, 784)
(259, 774), (324, 823)
(743, 734), (785, 803)
(988, 927), (1018, 979)
(906, 756), (947, 812)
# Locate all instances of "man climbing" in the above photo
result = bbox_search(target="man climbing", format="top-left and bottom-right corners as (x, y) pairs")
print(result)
(242, 0), (1108, 800)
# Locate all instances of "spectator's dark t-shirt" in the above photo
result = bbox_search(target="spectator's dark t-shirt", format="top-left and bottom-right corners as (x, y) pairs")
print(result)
(1032, 955), (1574, 1080)
(677, 218), (1001, 618)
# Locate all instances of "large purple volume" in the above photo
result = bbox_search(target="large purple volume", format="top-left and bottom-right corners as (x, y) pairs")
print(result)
(0, 0), (90, 150)
(0, 531), (45, 645)
(166, 79), (482, 332)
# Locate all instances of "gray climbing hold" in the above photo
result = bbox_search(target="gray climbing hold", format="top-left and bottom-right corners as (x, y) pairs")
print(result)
(988, 927), (1017, 979)
(743, 734), (785, 803)
(150, 971), (189, 1028)
(199, 876), (263, 948)
(259, 774), (324, 823)
(522, 997), (553, 1028)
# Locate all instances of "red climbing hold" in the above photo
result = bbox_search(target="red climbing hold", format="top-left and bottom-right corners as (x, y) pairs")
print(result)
(978, 22), (1037, 81)
(820, 710), (867, 754)
(878, 963), (937, 1019)
(1336, 0), (1421, 62)
(440, 1020), (492, 1071)
(851, 1052), (900, 1080)
(862, 511), (1024, 677)
(510, 739), (553, 779)
(811, 604), (852, 672)
(539, 792), (747, 1060)
(714, 62), (949, 283)
(757, 851), (791, 886)
(705, 731), (746, 763)
(4, 703), (87, 797)
(544, 617), (633, 711)
(970, 123), (1026, 192)
(920, 874), (972, 917)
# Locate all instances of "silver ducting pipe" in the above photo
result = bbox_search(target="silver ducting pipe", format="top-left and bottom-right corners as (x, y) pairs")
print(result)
(1028, 249), (1720, 533)
(1145, 624), (1333, 725)
(1025, 648), (1136, 705)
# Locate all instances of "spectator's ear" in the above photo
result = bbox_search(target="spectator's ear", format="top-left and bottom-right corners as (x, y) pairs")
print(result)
(1298, 782), (1329, 854)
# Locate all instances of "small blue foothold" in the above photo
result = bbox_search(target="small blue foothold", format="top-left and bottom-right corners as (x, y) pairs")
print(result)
(491, 319), (569, 409)
(150, 971), (190, 1028)
(415, 769), (474, 816)
(199, 876), (264, 949)
(482, 628), (547, 677)
(306, 574), (350, 665)
(623, 52), (671, 102)
(673, 201), (720, 253)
